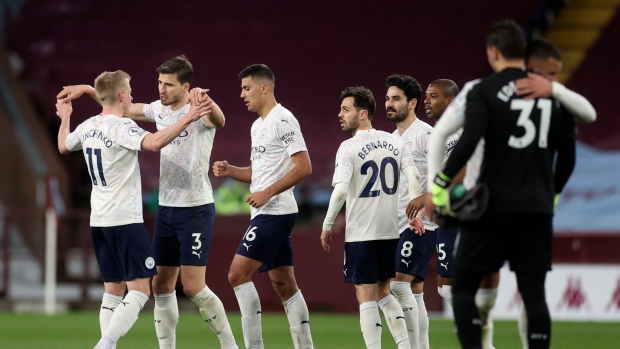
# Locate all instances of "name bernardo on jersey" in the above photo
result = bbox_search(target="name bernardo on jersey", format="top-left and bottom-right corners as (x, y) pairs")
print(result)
(358, 140), (400, 160)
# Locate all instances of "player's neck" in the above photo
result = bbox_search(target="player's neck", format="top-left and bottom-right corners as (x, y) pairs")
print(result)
(494, 59), (525, 73)
(101, 104), (124, 117)
(168, 93), (190, 111)
(395, 113), (417, 135)
(258, 97), (278, 119)
(352, 123), (372, 136)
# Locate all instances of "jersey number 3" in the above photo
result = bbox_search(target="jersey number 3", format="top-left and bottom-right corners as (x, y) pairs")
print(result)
(359, 157), (398, 198)
(86, 147), (107, 186)
(508, 99), (552, 149)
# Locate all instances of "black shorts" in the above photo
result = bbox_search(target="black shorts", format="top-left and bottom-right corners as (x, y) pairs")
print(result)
(454, 212), (552, 274)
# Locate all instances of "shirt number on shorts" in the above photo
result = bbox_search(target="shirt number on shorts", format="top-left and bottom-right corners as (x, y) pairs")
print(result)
(243, 226), (258, 242)
(436, 243), (446, 261)
(359, 157), (399, 198)
(192, 233), (202, 250)
(401, 241), (413, 257)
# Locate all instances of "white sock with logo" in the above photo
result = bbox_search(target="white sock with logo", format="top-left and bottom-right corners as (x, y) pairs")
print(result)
(378, 294), (410, 348)
(283, 290), (314, 349)
(392, 281), (420, 348)
(359, 301), (382, 349)
(100, 293), (123, 336)
(100, 290), (148, 347)
(191, 285), (237, 348)
(154, 292), (178, 349)
(234, 282), (264, 349)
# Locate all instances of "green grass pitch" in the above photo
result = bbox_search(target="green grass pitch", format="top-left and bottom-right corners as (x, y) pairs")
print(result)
(0, 311), (618, 348)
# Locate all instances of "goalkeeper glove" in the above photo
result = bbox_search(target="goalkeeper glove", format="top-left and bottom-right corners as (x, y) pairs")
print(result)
(432, 172), (453, 216)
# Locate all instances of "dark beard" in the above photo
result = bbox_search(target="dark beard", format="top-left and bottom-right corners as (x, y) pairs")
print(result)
(386, 109), (408, 123)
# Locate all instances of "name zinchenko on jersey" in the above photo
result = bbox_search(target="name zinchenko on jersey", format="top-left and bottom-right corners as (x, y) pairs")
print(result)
(82, 129), (113, 148)
(358, 140), (399, 160)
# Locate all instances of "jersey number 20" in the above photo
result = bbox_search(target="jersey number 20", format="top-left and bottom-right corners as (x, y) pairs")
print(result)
(359, 157), (399, 198)
(86, 147), (107, 186)
(508, 99), (552, 149)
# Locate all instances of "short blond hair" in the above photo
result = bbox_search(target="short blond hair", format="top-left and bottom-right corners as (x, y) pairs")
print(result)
(94, 70), (131, 105)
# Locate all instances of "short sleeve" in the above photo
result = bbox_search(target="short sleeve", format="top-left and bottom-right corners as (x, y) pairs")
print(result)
(276, 117), (307, 156)
(399, 138), (415, 172)
(332, 144), (354, 186)
(142, 102), (159, 122)
(65, 123), (84, 152)
(116, 120), (149, 151)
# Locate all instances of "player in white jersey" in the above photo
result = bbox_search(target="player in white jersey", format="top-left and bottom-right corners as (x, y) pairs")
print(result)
(427, 38), (595, 349)
(383, 74), (439, 349)
(56, 70), (209, 349)
(321, 86), (423, 349)
(56, 56), (238, 349)
(212, 64), (314, 349)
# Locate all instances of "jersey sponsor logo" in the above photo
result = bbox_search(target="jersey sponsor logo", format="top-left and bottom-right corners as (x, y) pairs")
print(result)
(441, 262), (449, 270)
(357, 141), (399, 160)
(82, 129), (113, 148)
(445, 139), (458, 154)
(401, 259), (411, 267)
(192, 250), (203, 258)
(251, 146), (266, 154)
(145, 257), (155, 269)
(242, 243), (252, 251)
(280, 131), (295, 145)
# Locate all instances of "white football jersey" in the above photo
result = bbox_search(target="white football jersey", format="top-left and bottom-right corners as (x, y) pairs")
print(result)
(250, 104), (307, 219)
(143, 101), (216, 207)
(332, 129), (415, 242)
(65, 115), (149, 227)
(394, 118), (462, 232)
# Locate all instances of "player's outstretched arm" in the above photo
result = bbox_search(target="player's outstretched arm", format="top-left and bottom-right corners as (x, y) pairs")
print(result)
(141, 99), (210, 151)
(515, 73), (596, 123)
(246, 151), (312, 208)
(56, 100), (73, 154)
(321, 182), (348, 252)
(212, 161), (252, 183)
(56, 85), (97, 103)
(189, 88), (225, 128)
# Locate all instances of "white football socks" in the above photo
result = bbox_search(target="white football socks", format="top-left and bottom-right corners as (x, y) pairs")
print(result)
(154, 292), (178, 349)
(414, 293), (430, 349)
(191, 285), (237, 348)
(359, 301), (382, 349)
(234, 282), (264, 349)
(98, 290), (148, 349)
(283, 290), (314, 349)
(378, 294), (410, 348)
(441, 285), (453, 305)
(100, 293), (123, 336)
(476, 288), (497, 349)
(390, 281), (420, 348)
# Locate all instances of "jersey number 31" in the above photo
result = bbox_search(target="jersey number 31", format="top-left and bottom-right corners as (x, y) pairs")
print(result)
(508, 99), (552, 149)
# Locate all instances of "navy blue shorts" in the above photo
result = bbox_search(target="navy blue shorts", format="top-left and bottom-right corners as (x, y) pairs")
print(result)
(152, 204), (215, 266)
(395, 228), (436, 281)
(435, 225), (459, 278)
(236, 213), (297, 273)
(344, 239), (399, 284)
(91, 223), (157, 282)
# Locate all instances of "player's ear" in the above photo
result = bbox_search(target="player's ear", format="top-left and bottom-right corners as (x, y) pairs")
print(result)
(183, 82), (190, 92)
(409, 97), (418, 111)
